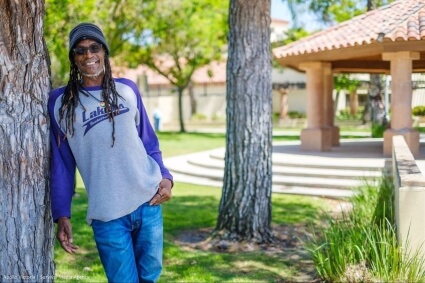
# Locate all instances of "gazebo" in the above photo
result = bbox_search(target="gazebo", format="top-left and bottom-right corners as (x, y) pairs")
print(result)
(273, 0), (425, 156)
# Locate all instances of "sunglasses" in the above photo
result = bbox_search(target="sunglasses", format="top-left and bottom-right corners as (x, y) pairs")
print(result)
(73, 43), (103, 56)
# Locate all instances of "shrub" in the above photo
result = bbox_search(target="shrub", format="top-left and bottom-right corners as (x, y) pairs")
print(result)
(371, 122), (388, 138)
(412, 106), (425, 117)
(191, 112), (207, 121)
(305, 176), (425, 282)
(211, 112), (225, 121)
(287, 111), (306, 119)
(337, 107), (364, 120)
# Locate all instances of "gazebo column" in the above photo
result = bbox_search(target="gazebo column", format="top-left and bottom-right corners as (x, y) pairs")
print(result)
(299, 62), (332, 151)
(324, 65), (340, 146)
(382, 51), (420, 156)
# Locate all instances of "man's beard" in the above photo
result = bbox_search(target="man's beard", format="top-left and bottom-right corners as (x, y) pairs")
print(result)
(80, 66), (105, 78)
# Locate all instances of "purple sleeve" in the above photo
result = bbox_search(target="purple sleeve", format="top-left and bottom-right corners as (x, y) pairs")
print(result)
(116, 78), (173, 182)
(48, 89), (76, 222)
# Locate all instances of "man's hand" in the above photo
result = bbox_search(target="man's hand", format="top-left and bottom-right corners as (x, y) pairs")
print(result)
(150, 178), (173, 205)
(57, 217), (79, 253)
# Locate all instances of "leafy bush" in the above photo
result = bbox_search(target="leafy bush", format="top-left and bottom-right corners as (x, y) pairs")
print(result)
(337, 107), (364, 120)
(305, 176), (425, 282)
(287, 111), (306, 119)
(371, 122), (388, 138)
(211, 112), (225, 121)
(412, 106), (425, 117)
(191, 112), (207, 121)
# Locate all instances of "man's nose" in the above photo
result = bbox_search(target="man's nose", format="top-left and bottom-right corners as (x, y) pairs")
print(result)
(84, 50), (95, 57)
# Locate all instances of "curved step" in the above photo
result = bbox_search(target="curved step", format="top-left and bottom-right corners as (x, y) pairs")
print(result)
(163, 139), (391, 199)
(208, 151), (388, 171)
(170, 172), (354, 199)
(165, 156), (373, 190)
(187, 157), (382, 179)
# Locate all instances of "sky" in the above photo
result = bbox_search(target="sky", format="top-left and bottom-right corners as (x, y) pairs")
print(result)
(271, 0), (323, 32)
(271, 0), (291, 22)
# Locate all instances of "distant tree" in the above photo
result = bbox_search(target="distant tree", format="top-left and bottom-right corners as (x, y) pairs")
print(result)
(333, 74), (361, 116)
(137, 0), (228, 132)
(271, 26), (310, 69)
(45, 0), (228, 132)
(282, 0), (394, 28)
(214, 0), (273, 243)
(271, 26), (310, 50)
(281, 0), (394, 125)
(0, 0), (54, 280)
(44, 0), (155, 86)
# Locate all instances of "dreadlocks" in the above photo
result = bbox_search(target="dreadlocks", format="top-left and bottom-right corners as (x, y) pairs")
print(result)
(58, 54), (123, 147)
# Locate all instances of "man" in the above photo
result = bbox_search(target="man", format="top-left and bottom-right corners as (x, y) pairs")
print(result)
(48, 22), (173, 283)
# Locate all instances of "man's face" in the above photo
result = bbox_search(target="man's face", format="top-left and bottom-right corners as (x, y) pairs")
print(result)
(73, 39), (105, 78)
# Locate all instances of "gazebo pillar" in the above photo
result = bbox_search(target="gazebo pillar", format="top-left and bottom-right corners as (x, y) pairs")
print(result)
(323, 65), (340, 146)
(299, 62), (332, 151)
(382, 51), (420, 156)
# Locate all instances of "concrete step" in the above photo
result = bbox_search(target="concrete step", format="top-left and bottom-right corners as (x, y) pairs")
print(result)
(208, 150), (386, 171)
(163, 140), (390, 199)
(169, 166), (370, 190)
(165, 154), (376, 190)
(170, 172), (355, 199)
(187, 155), (382, 179)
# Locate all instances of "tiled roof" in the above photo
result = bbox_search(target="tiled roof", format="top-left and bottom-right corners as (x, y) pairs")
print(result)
(273, 0), (425, 59)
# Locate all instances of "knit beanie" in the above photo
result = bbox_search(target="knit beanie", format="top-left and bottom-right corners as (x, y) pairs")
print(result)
(69, 23), (109, 59)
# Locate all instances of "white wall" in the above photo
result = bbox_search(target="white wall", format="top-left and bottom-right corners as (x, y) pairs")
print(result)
(272, 67), (306, 83)
(145, 90), (308, 126)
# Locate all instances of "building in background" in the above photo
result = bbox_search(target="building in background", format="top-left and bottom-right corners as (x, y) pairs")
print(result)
(113, 18), (350, 128)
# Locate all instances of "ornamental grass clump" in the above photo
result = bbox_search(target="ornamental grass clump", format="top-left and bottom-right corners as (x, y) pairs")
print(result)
(305, 175), (425, 282)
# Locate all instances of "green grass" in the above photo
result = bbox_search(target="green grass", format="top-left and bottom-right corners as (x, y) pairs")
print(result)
(54, 183), (329, 282)
(415, 126), (425, 133)
(156, 131), (302, 158)
(53, 131), (331, 282)
(156, 132), (226, 157)
(54, 185), (106, 282)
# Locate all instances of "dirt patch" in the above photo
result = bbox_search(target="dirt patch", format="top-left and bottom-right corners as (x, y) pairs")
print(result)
(174, 199), (351, 282)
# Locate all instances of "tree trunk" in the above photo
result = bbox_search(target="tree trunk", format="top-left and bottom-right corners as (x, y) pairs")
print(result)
(215, 0), (273, 243)
(349, 92), (358, 116)
(369, 73), (382, 123)
(0, 1), (54, 281)
(334, 90), (341, 117)
(188, 81), (197, 116)
(177, 87), (186, 132)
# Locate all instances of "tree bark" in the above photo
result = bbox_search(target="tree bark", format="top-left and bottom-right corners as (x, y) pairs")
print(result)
(0, 1), (54, 281)
(188, 81), (197, 116)
(177, 87), (186, 132)
(215, 0), (273, 243)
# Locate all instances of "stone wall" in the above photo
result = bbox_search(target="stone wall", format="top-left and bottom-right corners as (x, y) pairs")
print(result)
(392, 135), (425, 259)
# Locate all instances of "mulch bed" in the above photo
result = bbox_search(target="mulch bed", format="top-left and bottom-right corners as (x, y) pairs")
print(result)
(174, 198), (352, 282)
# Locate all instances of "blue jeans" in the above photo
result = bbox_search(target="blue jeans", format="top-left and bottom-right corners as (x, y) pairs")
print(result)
(91, 202), (163, 283)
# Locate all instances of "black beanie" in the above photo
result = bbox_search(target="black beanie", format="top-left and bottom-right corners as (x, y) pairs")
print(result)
(69, 23), (109, 59)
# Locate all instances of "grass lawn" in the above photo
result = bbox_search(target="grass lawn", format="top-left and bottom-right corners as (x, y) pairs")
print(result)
(53, 131), (334, 282)
(156, 131), (302, 158)
(54, 183), (330, 282)
(156, 132), (226, 157)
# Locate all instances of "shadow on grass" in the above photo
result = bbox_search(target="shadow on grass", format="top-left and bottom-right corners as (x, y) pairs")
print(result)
(162, 242), (303, 282)
(272, 195), (327, 225)
(54, 186), (106, 282)
(161, 193), (326, 282)
(54, 184), (326, 282)
(163, 195), (219, 236)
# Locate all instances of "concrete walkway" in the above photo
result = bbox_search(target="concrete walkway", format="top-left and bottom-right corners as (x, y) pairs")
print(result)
(164, 135), (425, 199)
